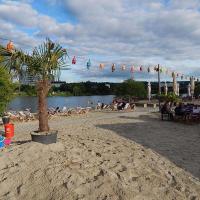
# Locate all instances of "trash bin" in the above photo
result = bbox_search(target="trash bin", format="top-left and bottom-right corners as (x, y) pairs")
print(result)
(4, 123), (14, 139)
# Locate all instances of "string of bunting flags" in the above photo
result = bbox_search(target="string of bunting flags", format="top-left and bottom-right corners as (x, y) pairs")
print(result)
(70, 56), (199, 81)
(1, 39), (199, 82)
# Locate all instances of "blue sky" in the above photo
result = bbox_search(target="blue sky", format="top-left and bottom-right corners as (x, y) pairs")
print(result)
(1, 0), (200, 82)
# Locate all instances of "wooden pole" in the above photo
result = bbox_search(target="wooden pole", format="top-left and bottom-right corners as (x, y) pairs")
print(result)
(158, 64), (161, 110)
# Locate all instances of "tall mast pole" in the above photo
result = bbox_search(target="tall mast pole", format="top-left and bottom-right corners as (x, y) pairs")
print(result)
(158, 64), (161, 110)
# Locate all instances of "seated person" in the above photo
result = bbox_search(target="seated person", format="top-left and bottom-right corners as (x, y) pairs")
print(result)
(161, 101), (173, 120)
(175, 103), (185, 116)
(193, 106), (200, 114)
(117, 102), (124, 110)
(55, 106), (60, 113)
(124, 103), (131, 110)
(97, 101), (102, 110)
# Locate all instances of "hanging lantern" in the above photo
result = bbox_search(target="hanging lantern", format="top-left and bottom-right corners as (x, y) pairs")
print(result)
(130, 66), (134, 73)
(72, 56), (76, 64)
(6, 41), (14, 52)
(87, 59), (91, 69)
(140, 66), (143, 71)
(99, 63), (104, 69)
(137, 66), (141, 71)
(112, 64), (115, 72)
(121, 65), (126, 71)
(62, 48), (67, 53)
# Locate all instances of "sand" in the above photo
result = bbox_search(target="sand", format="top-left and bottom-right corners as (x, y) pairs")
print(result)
(0, 109), (200, 200)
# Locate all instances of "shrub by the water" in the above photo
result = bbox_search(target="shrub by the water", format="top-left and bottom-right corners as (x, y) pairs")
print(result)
(159, 92), (180, 103)
(0, 67), (14, 115)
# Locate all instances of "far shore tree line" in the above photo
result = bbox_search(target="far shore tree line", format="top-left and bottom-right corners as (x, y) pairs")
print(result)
(14, 80), (200, 98)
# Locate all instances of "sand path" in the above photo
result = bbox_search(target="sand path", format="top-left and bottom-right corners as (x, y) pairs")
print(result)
(0, 109), (200, 200)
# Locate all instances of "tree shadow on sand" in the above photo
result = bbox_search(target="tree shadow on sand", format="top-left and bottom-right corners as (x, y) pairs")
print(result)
(96, 114), (200, 180)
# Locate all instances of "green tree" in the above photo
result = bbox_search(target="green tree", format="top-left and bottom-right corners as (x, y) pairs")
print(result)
(0, 67), (14, 115)
(159, 92), (180, 103)
(116, 79), (147, 98)
(0, 39), (68, 132)
(73, 86), (82, 96)
(194, 83), (200, 98)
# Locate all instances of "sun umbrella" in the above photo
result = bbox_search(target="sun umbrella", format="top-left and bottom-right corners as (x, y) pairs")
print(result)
(172, 72), (177, 95)
(190, 77), (195, 98)
(147, 82), (151, 101)
(164, 82), (168, 95)
(176, 83), (180, 96)
(188, 83), (191, 97)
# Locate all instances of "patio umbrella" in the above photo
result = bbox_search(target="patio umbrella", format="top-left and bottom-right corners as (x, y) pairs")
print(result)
(190, 77), (195, 98)
(188, 83), (191, 97)
(172, 72), (177, 95)
(147, 82), (151, 101)
(164, 82), (168, 95)
(176, 83), (180, 96)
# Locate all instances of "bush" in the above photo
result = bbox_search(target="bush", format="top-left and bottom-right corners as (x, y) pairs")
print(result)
(159, 92), (180, 103)
(0, 67), (14, 115)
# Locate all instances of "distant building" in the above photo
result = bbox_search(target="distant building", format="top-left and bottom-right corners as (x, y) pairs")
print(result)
(19, 67), (63, 86)
(19, 68), (39, 85)
(51, 81), (66, 87)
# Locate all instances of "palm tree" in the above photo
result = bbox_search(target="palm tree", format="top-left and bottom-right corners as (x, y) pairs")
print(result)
(0, 39), (68, 132)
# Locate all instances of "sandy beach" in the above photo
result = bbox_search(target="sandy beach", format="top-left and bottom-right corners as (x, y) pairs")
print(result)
(0, 108), (200, 200)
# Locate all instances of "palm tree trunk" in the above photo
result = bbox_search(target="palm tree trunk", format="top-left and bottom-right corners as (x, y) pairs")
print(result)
(37, 80), (51, 132)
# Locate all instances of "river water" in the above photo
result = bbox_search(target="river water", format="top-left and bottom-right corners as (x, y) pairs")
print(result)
(8, 95), (115, 112)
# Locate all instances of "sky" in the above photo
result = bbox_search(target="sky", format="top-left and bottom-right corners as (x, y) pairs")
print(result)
(1, 0), (200, 82)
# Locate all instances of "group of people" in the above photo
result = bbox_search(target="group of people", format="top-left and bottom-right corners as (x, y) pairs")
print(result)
(161, 101), (200, 120)
(96, 99), (134, 111)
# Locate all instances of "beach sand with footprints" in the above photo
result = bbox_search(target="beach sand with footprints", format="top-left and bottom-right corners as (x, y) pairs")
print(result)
(0, 109), (200, 200)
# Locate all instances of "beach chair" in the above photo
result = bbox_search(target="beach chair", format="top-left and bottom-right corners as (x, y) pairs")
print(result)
(124, 103), (132, 111)
(161, 111), (171, 121)
(23, 110), (35, 121)
(6, 111), (21, 122)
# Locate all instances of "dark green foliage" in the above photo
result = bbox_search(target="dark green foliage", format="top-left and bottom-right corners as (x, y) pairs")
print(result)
(115, 79), (147, 98)
(194, 83), (200, 98)
(159, 92), (180, 103)
(0, 67), (14, 115)
(57, 81), (115, 96)
(20, 85), (37, 96)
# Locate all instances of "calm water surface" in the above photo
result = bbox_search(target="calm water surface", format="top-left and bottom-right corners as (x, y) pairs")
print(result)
(8, 95), (115, 112)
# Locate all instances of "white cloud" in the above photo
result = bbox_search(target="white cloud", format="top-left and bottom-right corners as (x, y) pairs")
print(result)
(1, 0), (200, 82)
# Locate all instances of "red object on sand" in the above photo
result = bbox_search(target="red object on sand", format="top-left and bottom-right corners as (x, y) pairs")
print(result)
(4, 138), (11, 145)
(4, 123), (14, 139)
